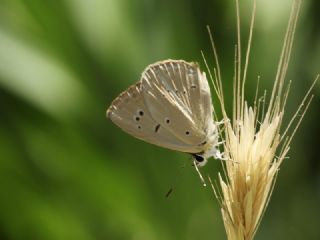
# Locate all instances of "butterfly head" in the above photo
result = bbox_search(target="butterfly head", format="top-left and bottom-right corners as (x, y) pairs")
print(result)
(191, 145), (219, 167)
(191, 125), (221, 167)
(191, 153), (208, 167)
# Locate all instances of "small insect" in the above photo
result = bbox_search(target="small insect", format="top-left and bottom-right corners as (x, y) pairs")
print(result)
(106, 60), (222, 166)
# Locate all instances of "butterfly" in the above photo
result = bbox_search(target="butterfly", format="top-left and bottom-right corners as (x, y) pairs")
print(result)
(106, 60), (221, 166)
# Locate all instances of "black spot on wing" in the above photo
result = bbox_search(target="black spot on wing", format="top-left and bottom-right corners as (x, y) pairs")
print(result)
(155, 124), (161, 132)
(198, 141), (207, 146)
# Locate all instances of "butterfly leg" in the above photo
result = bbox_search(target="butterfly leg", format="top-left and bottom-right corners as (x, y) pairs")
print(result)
(215, 118), (230, 126)
(215, 140), (225, 146)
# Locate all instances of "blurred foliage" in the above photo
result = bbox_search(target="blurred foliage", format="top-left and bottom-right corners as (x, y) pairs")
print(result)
(0, 0), (319, 239)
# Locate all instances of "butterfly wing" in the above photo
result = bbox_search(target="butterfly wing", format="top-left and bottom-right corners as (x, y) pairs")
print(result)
(107, 81), (204, 152)
(141, 60), (214, 151)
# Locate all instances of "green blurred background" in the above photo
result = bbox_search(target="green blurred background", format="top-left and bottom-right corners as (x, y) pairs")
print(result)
(0, 0), (319, 239)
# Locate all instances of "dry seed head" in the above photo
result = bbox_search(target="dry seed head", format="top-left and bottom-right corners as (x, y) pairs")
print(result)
(203, 0), (318, 239)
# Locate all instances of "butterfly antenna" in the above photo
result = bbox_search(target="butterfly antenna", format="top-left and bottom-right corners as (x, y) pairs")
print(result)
(165, 162), (187, 198)
(193, 160), (207, 187)
(165, 188), (173, 198)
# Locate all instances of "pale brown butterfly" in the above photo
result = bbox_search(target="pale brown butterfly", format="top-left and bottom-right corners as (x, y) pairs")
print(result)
(106, 60), (222, 166)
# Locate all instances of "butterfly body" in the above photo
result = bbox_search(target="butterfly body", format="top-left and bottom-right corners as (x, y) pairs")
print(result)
(107, 60), (220, 166)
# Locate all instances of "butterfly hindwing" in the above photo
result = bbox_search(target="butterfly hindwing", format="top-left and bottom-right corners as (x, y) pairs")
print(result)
(107, 81), (204, 153)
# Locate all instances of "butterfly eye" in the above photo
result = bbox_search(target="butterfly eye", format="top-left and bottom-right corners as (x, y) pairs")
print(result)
(138, 110), (144, 116)
(195, 155), (204, 162)
(185, 131), (190, 135)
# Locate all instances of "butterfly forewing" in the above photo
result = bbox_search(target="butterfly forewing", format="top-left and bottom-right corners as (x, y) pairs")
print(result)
(177, 61), (213, 128)
(141, 61), (213, 147)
